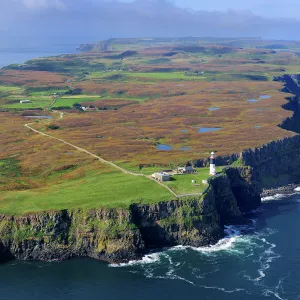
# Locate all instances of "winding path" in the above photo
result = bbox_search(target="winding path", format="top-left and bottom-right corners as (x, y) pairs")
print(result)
(24, 122), (180, 198)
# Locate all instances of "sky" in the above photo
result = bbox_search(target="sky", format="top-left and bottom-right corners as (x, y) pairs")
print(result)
(175, 0), (300, 19)
(1, 0), (300, 46)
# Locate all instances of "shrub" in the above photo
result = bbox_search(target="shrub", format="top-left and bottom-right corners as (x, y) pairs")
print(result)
(48, 124), (60, 130)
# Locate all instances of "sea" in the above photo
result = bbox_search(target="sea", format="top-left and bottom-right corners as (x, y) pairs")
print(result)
(0, 40), (80, 68)
(0, 193), (299, 300)
(1, 44), (300, 300)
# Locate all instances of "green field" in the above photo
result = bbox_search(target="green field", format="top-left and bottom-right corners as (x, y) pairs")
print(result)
(1, 96), (53, 109)
(0, 86), (23, 93)
(0, 168), (173, 215)
(165, 167), (223, 194)
(89, 71), (207, 81)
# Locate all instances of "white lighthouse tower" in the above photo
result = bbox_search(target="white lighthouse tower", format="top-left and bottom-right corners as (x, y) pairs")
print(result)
(210, 152), (216, 176)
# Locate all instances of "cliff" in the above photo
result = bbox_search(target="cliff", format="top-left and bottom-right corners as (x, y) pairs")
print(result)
(0, 167), (258, 264)
(193, 74), (300, 189)
(1, 74), (300, 264)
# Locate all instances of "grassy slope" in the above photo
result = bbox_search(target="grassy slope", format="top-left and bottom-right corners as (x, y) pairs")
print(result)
(0, 168), (173, 215)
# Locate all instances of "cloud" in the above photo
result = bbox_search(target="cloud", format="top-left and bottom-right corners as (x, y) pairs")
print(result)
(22, 0), (66, 10)
(1, 0), (300, 42)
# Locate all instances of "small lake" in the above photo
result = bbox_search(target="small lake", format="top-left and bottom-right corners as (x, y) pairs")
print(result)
(181, 130), (188, 133)
(24, 116), (53, 119)
(208, 107), (220, 111)
(259, 95), (271, 99)
(254, 125), (263, 128)
(157, 144), (173, 151)
(180, 147), (192, 151)
(198, 127), (221, 133)
(248, 99), (260, 103)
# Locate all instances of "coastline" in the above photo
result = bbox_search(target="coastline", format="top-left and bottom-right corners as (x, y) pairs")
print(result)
(261, 184), (300, 198)
(1, 47), (300, 264)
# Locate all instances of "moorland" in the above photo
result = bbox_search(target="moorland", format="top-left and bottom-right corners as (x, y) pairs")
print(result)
(1, 37), (300, 215)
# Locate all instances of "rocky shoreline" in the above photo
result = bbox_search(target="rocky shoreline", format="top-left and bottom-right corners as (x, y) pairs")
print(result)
(1, 74), (300, 264)
(261, 184), (300, 198)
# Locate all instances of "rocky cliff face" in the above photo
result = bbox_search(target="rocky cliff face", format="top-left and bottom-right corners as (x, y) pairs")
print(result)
(3, 75), (300, 265)
(0, 166), (258, 264)
(239, 74), (300, 188)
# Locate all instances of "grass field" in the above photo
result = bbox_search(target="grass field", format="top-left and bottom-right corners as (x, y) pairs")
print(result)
(0, 168), (173, 215)
(165, 167), (223, 195)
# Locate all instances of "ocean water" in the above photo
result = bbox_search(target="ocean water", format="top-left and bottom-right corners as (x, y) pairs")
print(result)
(0, 193), (300, 300)
(0, 43), (79, 68)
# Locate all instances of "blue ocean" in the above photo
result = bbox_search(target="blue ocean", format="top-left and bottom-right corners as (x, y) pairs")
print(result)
(0, 193), (299, 300)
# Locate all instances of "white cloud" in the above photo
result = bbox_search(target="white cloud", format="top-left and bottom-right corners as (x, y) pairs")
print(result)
(22, 0), (66, 10)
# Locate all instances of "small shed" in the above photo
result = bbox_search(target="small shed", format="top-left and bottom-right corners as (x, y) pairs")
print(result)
(152, 172), (171, 182)
(177, 166), (195, 174)
(20, 100), (31, 104)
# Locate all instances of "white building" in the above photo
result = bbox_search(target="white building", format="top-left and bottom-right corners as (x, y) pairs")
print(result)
(152, 172), (171, 182)
(20, 100), (31, 104)
(177, 166), (195, 174)
(210, 152), (217, 176)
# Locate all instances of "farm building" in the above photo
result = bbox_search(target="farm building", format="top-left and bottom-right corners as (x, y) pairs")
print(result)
(152, 172), (171, 182)
(82, 106), (97, 111)
(20, 100), (31, 104)
(177, 166), (195, 174)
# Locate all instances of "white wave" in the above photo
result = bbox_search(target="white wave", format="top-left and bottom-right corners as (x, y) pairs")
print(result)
(261, 194), (287, 202)
(199, 285), (246, 294)
(294, 187), (300, 192)
(109, 252), (161, 268)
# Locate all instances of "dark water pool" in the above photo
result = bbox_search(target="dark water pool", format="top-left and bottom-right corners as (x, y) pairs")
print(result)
(180, 147), (192, 151)
(198, 127), (221, 133)
(156, 144), (173, 151)
(24, 116), (53, 119)
(259, 95), (271, 99)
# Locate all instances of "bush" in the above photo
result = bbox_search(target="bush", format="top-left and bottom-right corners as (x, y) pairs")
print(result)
(48, 124), (60, 130)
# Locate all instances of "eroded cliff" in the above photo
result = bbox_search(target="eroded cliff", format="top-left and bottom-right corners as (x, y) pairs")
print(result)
(0, 166), (258, 264)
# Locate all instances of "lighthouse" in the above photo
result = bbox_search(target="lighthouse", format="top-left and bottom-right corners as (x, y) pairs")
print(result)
(210, 152), (216, 176)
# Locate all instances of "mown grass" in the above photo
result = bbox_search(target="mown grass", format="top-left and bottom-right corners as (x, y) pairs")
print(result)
(165, 167), (223, 194)
(0, 86), (23, 93)
(1, 97), (53, 109)
(0, 168), (174, 215)
(89, 71), (206, 81)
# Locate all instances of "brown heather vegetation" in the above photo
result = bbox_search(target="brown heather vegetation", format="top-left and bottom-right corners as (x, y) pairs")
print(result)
(0, 70), (69, 87)
(0, 113), (96, 191)
(1, 37), (300, 186)
(39, 80), (294, 167)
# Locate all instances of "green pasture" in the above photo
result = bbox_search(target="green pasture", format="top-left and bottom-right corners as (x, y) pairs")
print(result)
(0, 168), (174, 215)
(1, 95), (53, 109)
(89, 71), (207, 81)
(165, 167), (223, 195)
(0, 86), (23, 93)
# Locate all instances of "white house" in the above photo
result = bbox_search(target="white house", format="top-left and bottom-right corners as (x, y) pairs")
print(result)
(152, 172), (171, 182)
(177, 166), (195, 174)
(20, 100), (31, 104)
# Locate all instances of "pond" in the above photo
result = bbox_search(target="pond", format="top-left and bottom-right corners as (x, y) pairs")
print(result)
(180, 147), (192, 151)
(24, 116), (53, 119)
(197, 127), (221, 133)
(181, 129), (188, 133)
(259, 95), (271, 99)
(254, 125), (263, 128)
(208, 107), (220, 111)
(156, 144), (173, 151)
(248, 99), (260, 103)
